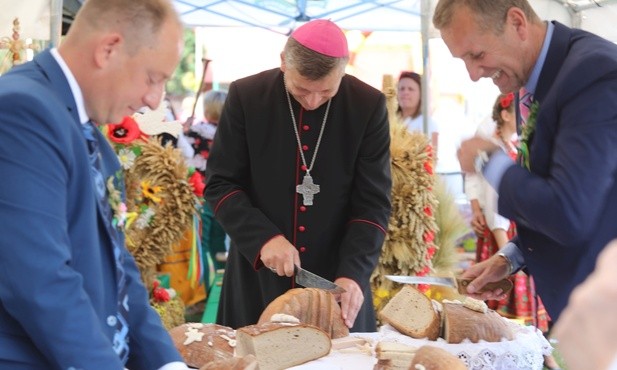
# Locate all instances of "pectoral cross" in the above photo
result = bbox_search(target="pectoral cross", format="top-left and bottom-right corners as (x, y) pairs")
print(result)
(296, 174), (320, 206)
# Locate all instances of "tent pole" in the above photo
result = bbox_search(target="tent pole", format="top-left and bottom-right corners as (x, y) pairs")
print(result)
(50, 0), (63, 47)
(420, 0), (430, 136)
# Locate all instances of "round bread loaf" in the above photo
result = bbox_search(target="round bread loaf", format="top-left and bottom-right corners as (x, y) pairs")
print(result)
(168, 322), (236, 368)
(410, 345), (467, 370)
(442, 302), (514, 343)
(378, 285), (441, 340)
(257, 288), (349, 339)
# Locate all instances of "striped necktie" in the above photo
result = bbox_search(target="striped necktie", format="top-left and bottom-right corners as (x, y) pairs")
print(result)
(519, 87), (534, 126)
(82, 121), (130, 364)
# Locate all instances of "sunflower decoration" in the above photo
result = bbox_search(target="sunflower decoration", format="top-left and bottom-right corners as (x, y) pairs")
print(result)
(102, 103), (201, 328)
(370, 75), (440, 316)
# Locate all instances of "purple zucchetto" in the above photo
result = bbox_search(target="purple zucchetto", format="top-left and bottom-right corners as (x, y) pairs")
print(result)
(290, 19), (349, 58)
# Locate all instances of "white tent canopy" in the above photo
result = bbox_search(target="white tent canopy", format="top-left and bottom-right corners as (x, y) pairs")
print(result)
(173, 0), (617, 42)
(2, 0), (617, 43)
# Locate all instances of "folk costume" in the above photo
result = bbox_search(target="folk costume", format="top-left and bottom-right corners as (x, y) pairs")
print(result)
(205, 21), (392, 331)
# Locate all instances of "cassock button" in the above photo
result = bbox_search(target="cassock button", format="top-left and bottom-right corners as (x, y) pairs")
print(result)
(299, 246), (307, 252)
(298, 226), (306, 232)
(107, 315), (117, 326)
(302, 144), (309, 151)
(301, 165), (307, 171)
(299, 206), (307, 212)
(302, 125), (310, 131)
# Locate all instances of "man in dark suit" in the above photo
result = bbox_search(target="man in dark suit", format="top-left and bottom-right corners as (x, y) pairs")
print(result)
(0, 0), (188, 369)
(205, 19), (392, 331)
(433, 0), (617, 323)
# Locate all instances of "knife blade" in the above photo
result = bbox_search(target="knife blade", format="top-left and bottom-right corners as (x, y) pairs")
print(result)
(295, 266), (346, 294)
(384, 275), (513, 295)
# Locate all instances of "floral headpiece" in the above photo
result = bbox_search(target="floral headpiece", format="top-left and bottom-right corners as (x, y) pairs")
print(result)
(500, 92), (514, 109)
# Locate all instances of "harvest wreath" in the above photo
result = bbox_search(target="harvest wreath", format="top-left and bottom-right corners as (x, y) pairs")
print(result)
(102, 107), (201, 328)
(370, 75), (439, 315)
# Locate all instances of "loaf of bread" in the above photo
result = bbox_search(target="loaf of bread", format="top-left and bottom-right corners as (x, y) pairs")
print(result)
(410, 345), (467, 370)
(373, 341), (418, 370)
(235, 322), (331, 370)
(199, 354), (259, 370)
(168, 322), (236, 368)
(442, 302), (513, 343)
(257, 288), (349, 339)
(378, 285), (440, 340)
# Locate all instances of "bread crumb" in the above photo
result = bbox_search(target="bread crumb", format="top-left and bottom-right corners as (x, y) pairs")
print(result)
(463, 297), (488, 313)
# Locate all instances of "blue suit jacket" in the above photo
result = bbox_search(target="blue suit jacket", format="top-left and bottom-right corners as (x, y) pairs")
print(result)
(499, 22), (617, 321)
(0, 50), (181, 369)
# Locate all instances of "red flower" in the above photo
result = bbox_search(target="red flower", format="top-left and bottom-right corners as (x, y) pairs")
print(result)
(423, 161), (433, 175)
(200, 150), (210, 159)
(153, 287), (170, 302)
(106, 116), (144, 144)
(500, 92), (515, 109)
(426, 245), (436, 259)
(423, 206), (432, 217)
(423, 230), (435, 243)
(189, 171), (205, 197)
(425, 146), (433, 158)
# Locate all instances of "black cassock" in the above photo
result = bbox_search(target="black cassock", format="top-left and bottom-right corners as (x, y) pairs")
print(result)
(205, 68), (392, 331)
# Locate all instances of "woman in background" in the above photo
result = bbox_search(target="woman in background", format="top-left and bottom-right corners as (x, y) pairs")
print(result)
(396, 71), (438, 151)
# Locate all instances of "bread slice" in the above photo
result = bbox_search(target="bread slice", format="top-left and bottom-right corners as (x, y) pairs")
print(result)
(442, 302), (513, 343)
(258, 288), (349, 339)
(411, 345), (467, 370)
(374, 341), (418, 370)
(168, 323), (236, 368)
(235, 322), (331, 370)
(378, 285), (440, 340)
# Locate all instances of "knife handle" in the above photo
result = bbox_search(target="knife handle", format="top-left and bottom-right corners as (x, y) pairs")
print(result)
(456, 278), (513, 295)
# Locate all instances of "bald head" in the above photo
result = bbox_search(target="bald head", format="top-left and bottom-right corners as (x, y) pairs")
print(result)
(59, 0), (184, 125)
(66, 0), (182, 53)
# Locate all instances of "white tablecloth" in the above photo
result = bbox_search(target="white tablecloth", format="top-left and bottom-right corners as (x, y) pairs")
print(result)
(291, 322), (552, 370)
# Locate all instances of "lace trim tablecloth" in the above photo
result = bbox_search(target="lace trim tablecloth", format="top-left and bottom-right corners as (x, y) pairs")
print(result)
(291, 321), (552, 370)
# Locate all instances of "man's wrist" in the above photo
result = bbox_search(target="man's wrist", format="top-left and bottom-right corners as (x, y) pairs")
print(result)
(496, 251), (514, 276)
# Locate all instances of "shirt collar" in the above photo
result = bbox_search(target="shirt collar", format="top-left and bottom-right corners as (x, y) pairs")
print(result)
(524, 21), (555, 95)
(50, 48), (89, 125)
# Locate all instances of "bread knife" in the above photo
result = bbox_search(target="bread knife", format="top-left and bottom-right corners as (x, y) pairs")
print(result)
(295, 266), (346, 294)
(384, 275), (513, 295)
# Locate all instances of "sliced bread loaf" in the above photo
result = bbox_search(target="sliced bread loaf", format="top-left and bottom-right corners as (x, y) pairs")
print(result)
(442, 302), (513, 343)
(235, 322), (331, 370)
(378, 285), (440, 340)
(258, 287), (349, 339)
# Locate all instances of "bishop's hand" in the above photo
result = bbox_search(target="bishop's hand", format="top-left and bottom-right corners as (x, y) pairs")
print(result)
(260, 235), (300, 277)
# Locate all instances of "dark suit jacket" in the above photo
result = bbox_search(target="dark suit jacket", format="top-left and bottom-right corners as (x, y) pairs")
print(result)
(205, 68), (392, 331)
(499, 22), (617, 321)
(0, 50), (181, 369)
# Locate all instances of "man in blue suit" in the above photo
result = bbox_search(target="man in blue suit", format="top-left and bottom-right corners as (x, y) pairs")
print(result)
(0, 0), (189, 369)
(433, 0), (617, 323)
